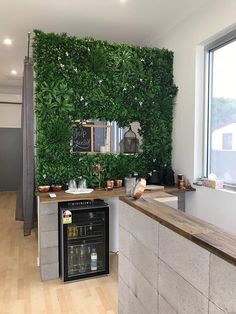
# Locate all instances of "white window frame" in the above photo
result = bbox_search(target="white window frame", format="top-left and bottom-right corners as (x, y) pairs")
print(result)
(204, 30), (236, 187)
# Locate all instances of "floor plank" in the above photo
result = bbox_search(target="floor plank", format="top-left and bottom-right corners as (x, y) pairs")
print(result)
(0, 192), (118, 314)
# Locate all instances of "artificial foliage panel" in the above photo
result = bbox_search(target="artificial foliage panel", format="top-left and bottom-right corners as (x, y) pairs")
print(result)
(33, 30), (177, 187)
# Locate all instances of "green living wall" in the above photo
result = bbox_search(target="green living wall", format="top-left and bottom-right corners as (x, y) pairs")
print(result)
(33, 30), (177, 188)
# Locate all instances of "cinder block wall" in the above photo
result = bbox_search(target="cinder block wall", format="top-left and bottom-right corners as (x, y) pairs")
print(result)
(118, 201), (236, 314)
(38, 201), (59, 281)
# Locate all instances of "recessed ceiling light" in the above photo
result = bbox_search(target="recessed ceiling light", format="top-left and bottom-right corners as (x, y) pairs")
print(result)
(3, 38), (12, 45)
(11, 70), (17, 75)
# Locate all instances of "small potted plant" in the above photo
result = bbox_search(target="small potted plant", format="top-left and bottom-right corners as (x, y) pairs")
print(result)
(50, 173), (62, 192)
(37, 174), (51, 193)
(51, 184), (62, 192)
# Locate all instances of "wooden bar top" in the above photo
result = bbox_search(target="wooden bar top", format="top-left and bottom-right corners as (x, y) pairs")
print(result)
(120, 193), (236, 267)
(38, 185), (195, 203)
(38, 187), (126, 203)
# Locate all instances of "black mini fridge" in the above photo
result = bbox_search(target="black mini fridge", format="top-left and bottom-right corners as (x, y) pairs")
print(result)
(59, 199), (109, 282)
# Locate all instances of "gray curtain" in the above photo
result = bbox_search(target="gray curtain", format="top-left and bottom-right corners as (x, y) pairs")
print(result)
(16, 56), (35, 236)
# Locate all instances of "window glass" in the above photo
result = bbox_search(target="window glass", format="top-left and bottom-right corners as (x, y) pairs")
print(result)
(222, 133), (232, 150)
(207, 38), (236, 184)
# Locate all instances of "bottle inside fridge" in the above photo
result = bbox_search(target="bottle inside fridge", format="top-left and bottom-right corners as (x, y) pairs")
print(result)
(91, 246), (97, 271)
(79, 243), (86, 273)
(68, 245), (80, 275)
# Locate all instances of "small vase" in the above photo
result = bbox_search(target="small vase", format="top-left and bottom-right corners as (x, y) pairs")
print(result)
(51, 184), (62, 192)
(38, 185), (50, 193)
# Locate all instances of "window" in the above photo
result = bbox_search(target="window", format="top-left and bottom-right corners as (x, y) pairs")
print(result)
(206, 33), (236, 185)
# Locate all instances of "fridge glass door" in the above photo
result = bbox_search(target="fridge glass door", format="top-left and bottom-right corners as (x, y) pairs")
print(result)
(63, 208), (108, 280)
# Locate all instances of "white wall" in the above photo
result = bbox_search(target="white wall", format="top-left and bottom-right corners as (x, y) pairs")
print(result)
(0, 93), (21, 128)
(147, 0), (236, 233)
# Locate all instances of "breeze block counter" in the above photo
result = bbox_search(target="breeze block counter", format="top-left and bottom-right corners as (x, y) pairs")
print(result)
(118, 193), (236, 314)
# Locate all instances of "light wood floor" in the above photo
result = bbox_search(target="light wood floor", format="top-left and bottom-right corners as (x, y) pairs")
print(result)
(0, 192), (118, 314)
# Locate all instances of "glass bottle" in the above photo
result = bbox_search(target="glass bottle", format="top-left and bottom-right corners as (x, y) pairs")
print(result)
(73, 245), (80, 272)
(89, 222), (93, 235)
(79, 244), (86, 273)
(68, 246), (75, 274)
(91, 247), (97, 271)
(125, 177), (134, 196)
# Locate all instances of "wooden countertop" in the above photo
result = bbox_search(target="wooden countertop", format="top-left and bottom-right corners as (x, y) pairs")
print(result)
(38, 187), (126, 203)
(38, 185), (195, 203)
(120, 193), (236, 267)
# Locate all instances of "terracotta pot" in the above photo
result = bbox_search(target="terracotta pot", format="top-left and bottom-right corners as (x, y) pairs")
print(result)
(51, 185), (62, 192)
(38, 185), (50, 193)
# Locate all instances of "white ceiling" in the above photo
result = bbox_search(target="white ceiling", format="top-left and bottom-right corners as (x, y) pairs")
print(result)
(0, 0), (211, 90)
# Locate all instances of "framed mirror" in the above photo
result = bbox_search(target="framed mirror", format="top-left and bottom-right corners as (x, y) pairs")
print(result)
(71, 120), (141, 154)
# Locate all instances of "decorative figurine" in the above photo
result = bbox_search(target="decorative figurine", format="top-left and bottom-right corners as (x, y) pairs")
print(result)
(93, 162), (104, 190)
